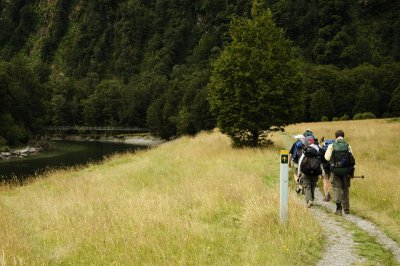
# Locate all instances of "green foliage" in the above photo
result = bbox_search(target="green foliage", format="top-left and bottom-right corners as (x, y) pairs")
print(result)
(269, 0), (400, 67)
(332, 117), (339, 121)
(146, 94), (177, 140)
(321, 116), (329, 122)
(82, 80), (125, 126)
(309, 88), (333, 121)
(0, 1), (37, 60)
(302, 63), (400, 121)
(1, 0), (400, 144)
(49, 76), (83, 126)
(340, 114), (350, 120)
(0, 113), (30, 145)
(0, 57), (48, 145)
(353, 112), (376, 120)
(303, 65), (341, 121)
(389, 85), (400, 117)
(353, 82), (380, 116)
(209, 7), (303, 147)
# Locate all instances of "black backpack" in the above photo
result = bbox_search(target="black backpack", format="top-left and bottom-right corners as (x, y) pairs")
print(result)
(300, 146), (322, 176)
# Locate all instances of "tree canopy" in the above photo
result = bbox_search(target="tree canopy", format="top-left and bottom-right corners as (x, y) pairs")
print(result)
(208, 6), (302, 147)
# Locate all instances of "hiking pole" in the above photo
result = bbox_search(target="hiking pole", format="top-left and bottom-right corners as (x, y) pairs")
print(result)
(351, 175), (365, 179)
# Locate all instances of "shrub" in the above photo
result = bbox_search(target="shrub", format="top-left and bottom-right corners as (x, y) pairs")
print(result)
(332, 117), (339, 121)
(321, 116), (329, 122)
(0, 136), (8, 151)
(340, 114), (350, 120)
(362, 112), (376, 119)
(353, 112), (376, 120)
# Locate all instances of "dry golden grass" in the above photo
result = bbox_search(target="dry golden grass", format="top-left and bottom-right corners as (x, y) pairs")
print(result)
(285, 119), (400, 242)
(0, 130), (323, 265)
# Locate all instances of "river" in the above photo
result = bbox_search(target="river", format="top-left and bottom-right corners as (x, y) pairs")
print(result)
(0, 140), (144, 182)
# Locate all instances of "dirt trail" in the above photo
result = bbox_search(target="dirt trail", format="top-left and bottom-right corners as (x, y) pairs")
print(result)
(311, 189), (400, 265)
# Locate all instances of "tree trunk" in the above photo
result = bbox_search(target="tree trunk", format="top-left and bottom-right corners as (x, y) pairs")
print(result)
(251, 130), (259, 147)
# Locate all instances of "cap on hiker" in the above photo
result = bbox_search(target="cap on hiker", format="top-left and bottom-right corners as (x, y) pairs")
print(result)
(294, 134), (305, 140)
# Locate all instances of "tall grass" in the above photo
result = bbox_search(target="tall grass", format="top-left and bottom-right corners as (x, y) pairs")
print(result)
(0, 130), (322, 265)
(285, 119), (400, 242)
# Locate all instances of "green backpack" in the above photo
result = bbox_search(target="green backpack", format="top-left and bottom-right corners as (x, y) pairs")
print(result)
(330, 139), (355, 176)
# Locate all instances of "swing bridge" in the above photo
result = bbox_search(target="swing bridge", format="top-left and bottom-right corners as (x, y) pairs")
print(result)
(43, 126), (148, 134)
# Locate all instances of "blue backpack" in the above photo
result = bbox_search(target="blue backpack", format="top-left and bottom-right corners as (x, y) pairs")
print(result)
(292, 140), (303, 163)
(322, 139), (335, 151)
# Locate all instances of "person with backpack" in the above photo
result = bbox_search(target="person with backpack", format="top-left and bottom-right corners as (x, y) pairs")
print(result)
(303, 129), (314, 138)
(320, 138), (335, 202)
(303, 129), (319, 145)
(298, 138), (324, 208)
(289, 134), (305, 193)
(324, 130), (355, 215)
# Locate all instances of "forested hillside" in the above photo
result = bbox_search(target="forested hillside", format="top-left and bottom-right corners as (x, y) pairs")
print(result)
(1, 0), (400, 146)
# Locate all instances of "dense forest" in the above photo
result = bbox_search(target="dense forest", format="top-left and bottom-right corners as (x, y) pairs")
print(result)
(1, 0), (400, 146)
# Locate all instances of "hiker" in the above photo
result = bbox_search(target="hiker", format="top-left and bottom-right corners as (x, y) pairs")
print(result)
(320, 138), (335, 202)
(298, 138), (323, 208)
(324, 130), (355, 215)
(303, 129), (314, 138)
(289, 134), (306, 193)
(304, 128), (322, 146)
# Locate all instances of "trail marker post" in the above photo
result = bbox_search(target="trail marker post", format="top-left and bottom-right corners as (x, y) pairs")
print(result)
(280, 150), (289, 223)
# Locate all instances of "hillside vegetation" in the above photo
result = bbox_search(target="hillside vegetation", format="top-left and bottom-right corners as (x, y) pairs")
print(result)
(0, 130), (323, 265)
(2, 0), (400, 146)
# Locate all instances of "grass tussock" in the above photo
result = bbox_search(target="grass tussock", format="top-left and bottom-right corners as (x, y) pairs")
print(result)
(285, 119), (400, 242)
(0, 130), (323, 265)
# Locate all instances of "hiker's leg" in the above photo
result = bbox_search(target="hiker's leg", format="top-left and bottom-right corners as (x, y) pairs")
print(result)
(332, 174), (343, 204)
(293, 163), (299, 181)
(342, 175), (351, 213)
(302, 175), (313, 204)
(293, 164), (302, 193)
(323, 173), (331, 198)
(310, 175), (318, 201)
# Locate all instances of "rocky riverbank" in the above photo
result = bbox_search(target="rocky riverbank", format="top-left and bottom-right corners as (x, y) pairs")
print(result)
(0, 146), (41, 159)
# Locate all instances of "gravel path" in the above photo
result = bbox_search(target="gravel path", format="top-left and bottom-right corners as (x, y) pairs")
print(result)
(312, 189), (400, 265)
(311, 190), (364, 265)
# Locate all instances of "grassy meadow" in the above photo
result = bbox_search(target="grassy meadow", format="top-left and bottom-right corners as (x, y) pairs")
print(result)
(285, 119), (400, 243)
(0, 130), (323, 265)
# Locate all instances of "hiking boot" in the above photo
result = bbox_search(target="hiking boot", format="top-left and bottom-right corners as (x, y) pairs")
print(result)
(344, 209), (350, 214)
(335, 202), (342, 215)
(307, 201), (313, 208)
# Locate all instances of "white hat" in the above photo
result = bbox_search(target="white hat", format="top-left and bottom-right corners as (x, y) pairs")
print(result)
(294, 134), (305, 140)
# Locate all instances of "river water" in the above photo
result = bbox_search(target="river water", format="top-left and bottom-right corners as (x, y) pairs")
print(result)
(0, 141), (144, 182)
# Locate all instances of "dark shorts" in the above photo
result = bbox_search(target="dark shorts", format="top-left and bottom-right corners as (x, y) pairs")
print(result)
(323, 162), (331, 175)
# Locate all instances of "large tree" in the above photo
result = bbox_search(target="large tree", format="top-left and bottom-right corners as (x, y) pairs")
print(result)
(208, 3), (303, 147)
